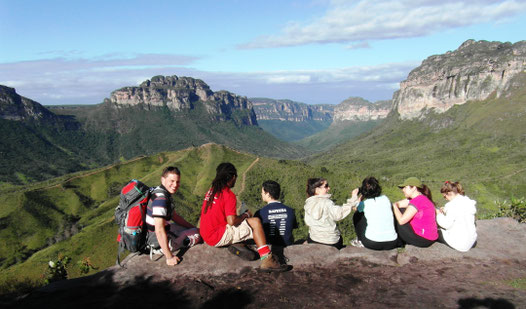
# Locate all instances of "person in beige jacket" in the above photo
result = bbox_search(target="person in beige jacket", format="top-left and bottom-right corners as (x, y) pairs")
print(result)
(304, 178), (359, 249)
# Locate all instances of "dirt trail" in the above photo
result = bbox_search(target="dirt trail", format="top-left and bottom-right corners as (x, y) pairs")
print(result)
(238, 157), (259, 196)
(235, 157), (259, 212)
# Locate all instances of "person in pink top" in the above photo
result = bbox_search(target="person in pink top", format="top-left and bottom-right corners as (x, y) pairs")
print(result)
(392, 177), (438, 247)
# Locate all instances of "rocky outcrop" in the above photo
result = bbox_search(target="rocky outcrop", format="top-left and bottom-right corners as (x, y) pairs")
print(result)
(0, 85), (79, 129)
(250, 98), (334, 122)
(394, 39), (526, 119)
(109, 75), (257, 125)
(0, 85), (57, 122)
(251, 97), (392, 123)
(333, 97), (392, 122)
(19, 218), (526, 308)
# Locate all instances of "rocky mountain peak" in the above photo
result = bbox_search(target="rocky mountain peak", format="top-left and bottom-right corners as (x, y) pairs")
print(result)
(0, 85), (58, 122)
(393, 39), (526, 119)
(108, 75), (257, 126)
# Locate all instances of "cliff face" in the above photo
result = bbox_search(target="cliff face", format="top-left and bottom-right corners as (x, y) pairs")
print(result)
(251, 97), (391, 123)
(333, 97), (392, 122)
(1, 85), (57, 122)
(394, 40), (526, 119)
(109, 75), (257, 125)
(0, 85), (79, 129)
(250, 98), (334, 122)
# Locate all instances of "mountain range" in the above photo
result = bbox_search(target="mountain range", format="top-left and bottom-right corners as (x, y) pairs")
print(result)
(1, 39), (526, 296)
(0, 76), (305, 185)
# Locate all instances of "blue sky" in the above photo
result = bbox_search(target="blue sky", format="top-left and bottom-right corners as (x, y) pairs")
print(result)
(1, 0), (525, 105)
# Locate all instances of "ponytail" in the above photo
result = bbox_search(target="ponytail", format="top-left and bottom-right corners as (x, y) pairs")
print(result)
(417, 184), (434, 205)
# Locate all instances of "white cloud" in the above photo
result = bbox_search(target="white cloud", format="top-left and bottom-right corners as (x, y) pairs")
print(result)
(0, 53), (416, 105)
(266, 75), (311, 84)
(240, 0), (526, 49)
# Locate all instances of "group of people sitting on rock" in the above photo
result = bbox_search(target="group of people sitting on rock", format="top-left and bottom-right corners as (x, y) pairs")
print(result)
(146, 162), (478, 272)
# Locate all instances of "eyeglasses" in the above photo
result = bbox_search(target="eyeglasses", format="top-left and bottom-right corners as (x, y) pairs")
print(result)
(321, 183), (329, 188)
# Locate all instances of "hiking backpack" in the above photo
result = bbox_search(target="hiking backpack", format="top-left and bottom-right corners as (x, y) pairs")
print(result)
(115, 179), (151, 265)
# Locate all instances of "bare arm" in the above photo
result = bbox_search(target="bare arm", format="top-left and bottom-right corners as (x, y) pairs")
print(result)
(392, 204), (417, 225)
(394, 199), (410, 209)
(226, 210), (251, 227)
(154, 217), (180, 266)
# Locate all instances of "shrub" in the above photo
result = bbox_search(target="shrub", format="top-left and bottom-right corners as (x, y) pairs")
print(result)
(497, 197), (526, 223)
(43, 254), (71, 284)
(77, 257), (96, 274)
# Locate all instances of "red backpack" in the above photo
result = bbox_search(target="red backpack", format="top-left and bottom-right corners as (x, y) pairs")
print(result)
(115, 179), (151, 266)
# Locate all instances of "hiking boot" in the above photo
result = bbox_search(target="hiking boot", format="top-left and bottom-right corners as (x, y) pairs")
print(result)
(228, 243), (258, 261)
(259, 253), (289, 272)
(350, 238), (364, 248)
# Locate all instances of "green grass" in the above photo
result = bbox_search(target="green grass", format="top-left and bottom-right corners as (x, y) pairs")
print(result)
(296, 119), (384, 152)
(507, 278), (526, 290)
(308, 74), (526, 211)
(258, 119), (332, 142)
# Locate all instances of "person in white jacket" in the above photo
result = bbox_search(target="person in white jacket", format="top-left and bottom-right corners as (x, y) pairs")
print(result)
(436, 181), (477, 252)
(304, 178), (359, 249)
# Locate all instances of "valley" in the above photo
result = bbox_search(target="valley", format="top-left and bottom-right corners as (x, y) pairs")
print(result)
(1, 39), (526, 299)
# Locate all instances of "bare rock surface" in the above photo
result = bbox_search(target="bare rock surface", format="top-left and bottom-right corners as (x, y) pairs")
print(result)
(9, 218), (526, 308)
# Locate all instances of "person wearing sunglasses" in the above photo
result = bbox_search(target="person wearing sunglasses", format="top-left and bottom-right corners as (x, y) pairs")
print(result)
(304, 178), (359, 249)
(436, 181), (477, 252)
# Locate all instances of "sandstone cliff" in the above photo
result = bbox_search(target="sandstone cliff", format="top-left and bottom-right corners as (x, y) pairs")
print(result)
(394, 39), (526, 119)
(251, 97), (391, 123)
(250, 98), (334, 122)
(333, 97), (392, 122)
(109, 75), (257, 126)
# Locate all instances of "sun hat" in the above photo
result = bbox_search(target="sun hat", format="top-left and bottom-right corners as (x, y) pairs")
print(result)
(398, 177), (423, 188)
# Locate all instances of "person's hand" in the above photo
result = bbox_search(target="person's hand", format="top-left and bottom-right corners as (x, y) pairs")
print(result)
(351, 188), (359, 197)
(166, 256), (180, 266)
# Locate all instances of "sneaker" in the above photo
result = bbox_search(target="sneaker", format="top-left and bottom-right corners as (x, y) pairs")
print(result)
(350, 238), (364, 248)
(183, 234), (200, 248)
(259, 253), (289, 272)
(228, 243), (258, 261)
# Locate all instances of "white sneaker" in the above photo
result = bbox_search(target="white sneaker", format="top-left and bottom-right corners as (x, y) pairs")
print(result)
(350, 238), (364, 248)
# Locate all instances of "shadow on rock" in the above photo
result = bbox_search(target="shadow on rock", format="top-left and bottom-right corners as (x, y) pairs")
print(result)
(458, 297), (515, 309)
(7, 271), (192, 309)
(200, 287), (253, 309)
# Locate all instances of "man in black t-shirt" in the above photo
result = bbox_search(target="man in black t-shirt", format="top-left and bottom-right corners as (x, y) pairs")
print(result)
(254, 180), (297, 247)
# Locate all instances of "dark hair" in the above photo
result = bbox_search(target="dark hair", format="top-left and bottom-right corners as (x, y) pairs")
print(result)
(204, 163), (237, 213)
(440, 181), (465, 195)
(162, 166), (180, 178)
(417, 184), (434, 204)
(306, 178), (326, 197)
(262, 180), (281, 200)
(359, 176), (382, 199)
